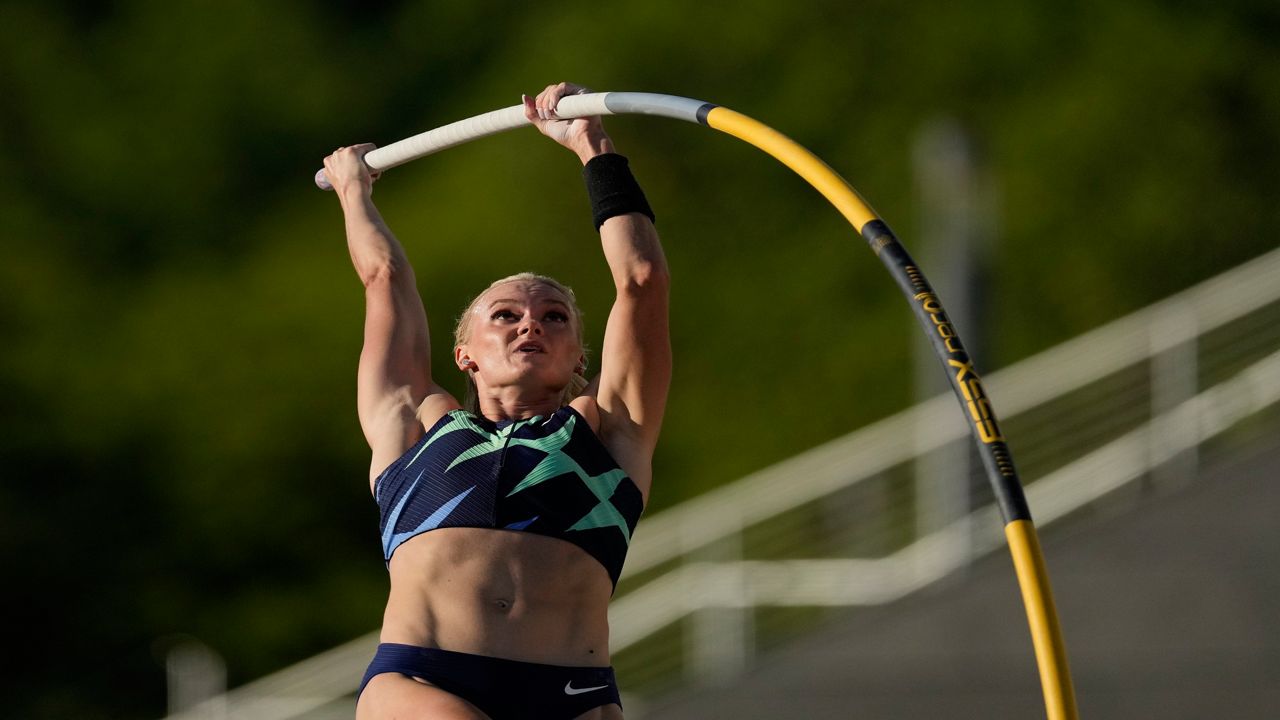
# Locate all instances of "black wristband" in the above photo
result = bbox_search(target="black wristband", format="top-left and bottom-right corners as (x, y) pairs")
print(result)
(583, 153), (655, 230)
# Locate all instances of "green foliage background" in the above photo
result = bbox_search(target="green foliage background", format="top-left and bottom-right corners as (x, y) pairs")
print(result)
(1, 0), (1276, 717)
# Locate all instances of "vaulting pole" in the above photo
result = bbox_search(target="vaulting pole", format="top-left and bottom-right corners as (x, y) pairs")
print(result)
(317, 92), (1079, 719)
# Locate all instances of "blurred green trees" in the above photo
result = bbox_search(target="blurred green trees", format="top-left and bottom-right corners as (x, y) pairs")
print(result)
(1, 0), (1277, 716)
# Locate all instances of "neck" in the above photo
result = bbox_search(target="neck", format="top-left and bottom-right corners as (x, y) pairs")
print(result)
(475, 385), (564, 422)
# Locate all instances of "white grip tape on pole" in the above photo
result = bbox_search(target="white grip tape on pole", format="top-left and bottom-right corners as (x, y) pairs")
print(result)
(314, 93), (615, 190)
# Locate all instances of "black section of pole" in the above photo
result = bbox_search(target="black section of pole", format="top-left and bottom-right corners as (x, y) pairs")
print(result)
(860, 220), (1032, 524)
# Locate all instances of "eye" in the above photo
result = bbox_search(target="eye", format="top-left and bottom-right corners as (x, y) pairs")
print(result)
(544, 311), (569, 323)
(490, 309), (518, 321)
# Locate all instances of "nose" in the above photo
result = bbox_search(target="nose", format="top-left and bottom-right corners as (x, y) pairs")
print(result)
(518, 315), (542, 335)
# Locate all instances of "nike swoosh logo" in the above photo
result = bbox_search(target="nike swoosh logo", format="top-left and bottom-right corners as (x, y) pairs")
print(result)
(564, 681), (609, 695)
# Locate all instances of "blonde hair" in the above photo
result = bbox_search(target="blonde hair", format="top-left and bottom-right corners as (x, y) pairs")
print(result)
(454, 272), (589, 414)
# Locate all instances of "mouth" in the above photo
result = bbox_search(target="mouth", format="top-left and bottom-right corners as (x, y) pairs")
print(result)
(514, 341), (545, 354)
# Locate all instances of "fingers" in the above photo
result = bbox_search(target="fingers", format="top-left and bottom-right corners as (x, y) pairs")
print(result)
(522, 91), (561, 126)
(522, 93), (541, 124)
(328, 144), (376, 163)
(533, 81), (593, 120)
(524, 82), (607, 160)
(322, 144), (379, 189)
(538, 83), (561, 120)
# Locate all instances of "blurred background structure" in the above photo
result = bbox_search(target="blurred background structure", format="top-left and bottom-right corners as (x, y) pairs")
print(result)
(2, 1), (1278, 718)
(161, 247), (1280, 719)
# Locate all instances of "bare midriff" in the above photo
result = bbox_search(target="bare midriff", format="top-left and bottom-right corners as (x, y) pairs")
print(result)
(379, 527), (614, 667)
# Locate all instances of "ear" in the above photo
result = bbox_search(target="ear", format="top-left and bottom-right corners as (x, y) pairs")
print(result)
(575, 353), (588, 375)
(455, 346), (473, 372)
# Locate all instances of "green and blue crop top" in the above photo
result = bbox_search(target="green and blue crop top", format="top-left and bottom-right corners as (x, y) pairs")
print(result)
(374, 406), (644, 588)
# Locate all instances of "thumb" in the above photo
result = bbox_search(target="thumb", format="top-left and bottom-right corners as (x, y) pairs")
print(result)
(521, 94), (542, 125)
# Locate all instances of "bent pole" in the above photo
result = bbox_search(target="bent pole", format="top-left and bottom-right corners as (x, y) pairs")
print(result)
(315, 92), (1079, 720)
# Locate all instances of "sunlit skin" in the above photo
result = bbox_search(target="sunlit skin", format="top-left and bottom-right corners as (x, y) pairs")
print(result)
(326, 81), (670, 720)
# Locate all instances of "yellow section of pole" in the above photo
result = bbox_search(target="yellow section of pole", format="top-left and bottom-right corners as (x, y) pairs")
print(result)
(706, 101), (1078, 720)
(703, 107), (879, 232)
(1006, 519), (1079, 720)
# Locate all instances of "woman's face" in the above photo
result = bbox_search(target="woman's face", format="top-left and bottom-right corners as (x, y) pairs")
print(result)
(457, 280), (584, 393)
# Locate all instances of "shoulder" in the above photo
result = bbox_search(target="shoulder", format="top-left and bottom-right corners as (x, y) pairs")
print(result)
(415, 390), (464, 432)
(368, 391), (463, 490)
(568, 395), (602, 434)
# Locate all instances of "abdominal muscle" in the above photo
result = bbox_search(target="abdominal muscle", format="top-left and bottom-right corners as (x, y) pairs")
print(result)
(379, 527), (615, 667)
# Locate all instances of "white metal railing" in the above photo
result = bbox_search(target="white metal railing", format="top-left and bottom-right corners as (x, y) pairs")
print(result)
(612, 343), (1280, 627)
(163, 245), (1280, 720)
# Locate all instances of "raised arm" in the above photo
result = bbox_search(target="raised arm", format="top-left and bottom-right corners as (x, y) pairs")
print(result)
(588, 167), (671, 453)
(525, 84), (672, 493)
(323, 145), (459, 487)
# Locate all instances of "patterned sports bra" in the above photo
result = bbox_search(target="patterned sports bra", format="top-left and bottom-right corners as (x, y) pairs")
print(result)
(373, 406), (644, 588)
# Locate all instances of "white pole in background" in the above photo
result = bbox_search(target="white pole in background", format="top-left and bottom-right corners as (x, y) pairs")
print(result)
(166, 638), (226, 720)
(912, 118), (992, 572)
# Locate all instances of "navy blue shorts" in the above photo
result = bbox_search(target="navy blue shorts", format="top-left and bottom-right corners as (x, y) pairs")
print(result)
(358, 643), (622, 719)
